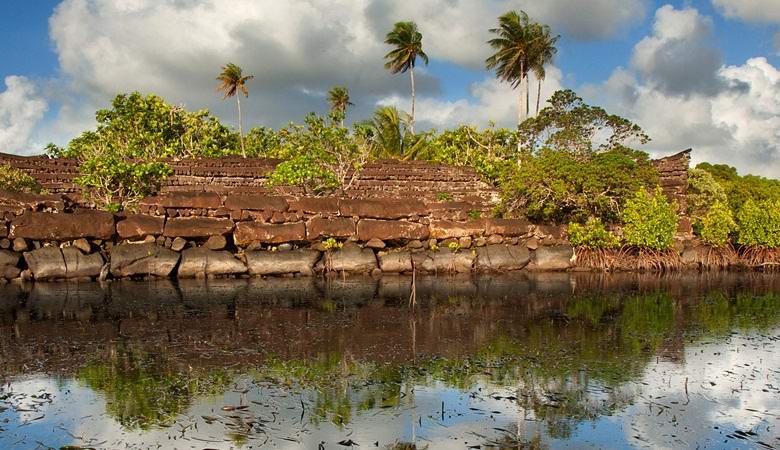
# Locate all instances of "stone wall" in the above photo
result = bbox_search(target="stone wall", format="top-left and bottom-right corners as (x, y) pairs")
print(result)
(0, 153), (500, 205)
(0, 190), (574, 282)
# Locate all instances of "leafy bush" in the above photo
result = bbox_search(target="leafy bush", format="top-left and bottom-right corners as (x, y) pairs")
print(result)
(687, 168), (727, 220)
(502, 146), (658, 223)
(736, 199), (780, 248)
(567, 218), (620, 249)
(75, 156), (172, 212)
(699, 201), (736, 247)
(697, 162), (780, 212)
(0, 164), (44, 193)
(622, 187), (678, 250)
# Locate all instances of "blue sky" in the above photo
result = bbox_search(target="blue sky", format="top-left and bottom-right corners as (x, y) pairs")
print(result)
(1, 0), (779, 175)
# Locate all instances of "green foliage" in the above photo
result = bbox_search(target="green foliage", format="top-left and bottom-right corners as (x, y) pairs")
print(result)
(384, 22), (429, 74)
(502, 147), (658, 223)
(366, 106), (428, 160)
(697, 162), (780, 212)
(467, 209), (482, 219)
(321, 237), (343, 251)
(622, 187), (678, 250)
(423, 124), (518, 183)
(567, 218), (620, 249)
(265, 113), (371, 195)
(736, 199), (780, 248)
(699, 201), (736, 247)
(74, 156), (172, 211)
(518, 90), (650, 153)
(687, 168), (728, 220)
(435, 192), (452, 201)
(447, 241), (461, 252)
(0, 163), (44, 193)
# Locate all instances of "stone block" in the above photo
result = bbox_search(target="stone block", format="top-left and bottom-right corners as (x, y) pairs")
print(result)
(163, 217), (235, 237)
(246, 249), (321, 276)
(0, 190), (66, 212)
(140, 192), (222, 209)
(484, 218), (533, 236)
(321, 244), (377, 273)
(531, 245), (574, 271)
(177, 248), (247, 278)
(340, 199), (426, 219)
(378, 251), (413, 273)
(24, 247), (66, 280)
(110, 243), (180, 278)
(62, 247), (104, 278)
(117, 214), (165, 239)
(412, 249), (475, 273)
(306, 217), (355, 239)
(288, 197), (340, 215)
(234, 222), (306, 246)
(224, 194), (288, 212)
(357, 219), (429, 241)
(475, 245), (531, 271)
(429, 220), (485, 239)
(10, 210), (115, 240)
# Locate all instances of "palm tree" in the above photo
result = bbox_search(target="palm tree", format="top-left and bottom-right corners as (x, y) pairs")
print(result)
(486, 11), (537, 127)
(216, 63), (254, 157)
(369, 105), (427, 160)
(529, 24), (559, 115)
(384, 21), (429, 134)
(327, 86), (353, 126)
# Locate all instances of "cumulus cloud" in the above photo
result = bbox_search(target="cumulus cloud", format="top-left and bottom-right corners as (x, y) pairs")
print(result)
(0, 76), (48, 154)
(594, 5), (780, 176)
(39, 0), (644, 144)
(712, 0), (780, 23)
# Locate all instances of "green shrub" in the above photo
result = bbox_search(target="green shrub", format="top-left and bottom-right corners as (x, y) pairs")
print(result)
(687, 168), (727, 220)
(622, 187), (678, 250)
(699, 201), (736, 247)
(75, 156), (172, 211)
(567, 218), (620, 249)
(502, 146), (658, 224)
(736, 199), (780, 248)
(0, 164), (43, 193)
(697, 162), (780, 212)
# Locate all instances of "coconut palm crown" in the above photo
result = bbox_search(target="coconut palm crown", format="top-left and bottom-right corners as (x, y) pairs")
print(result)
(327, 85), (353, 125)
(384, 21), (429, 134)
(216, 63), (254, 157)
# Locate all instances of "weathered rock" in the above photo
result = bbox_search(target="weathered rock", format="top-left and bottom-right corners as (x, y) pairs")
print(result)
(10, 210), (115, 240)
(170, 237), (187, 252)
(357, 219), (429, 241)
(486, 234), (504, 245)
(531, 245), (574, 271)
(306, 217), (355, 239)
(277, 243), (293, 251)
(140, 192), (222, 209)
(535, 224), (566, 240)
(526, 237), (540, 250)
(117, 214), (165, 239)
(458, 236), (472, 249)
(203, 235), (226, 250)
(378, 251), (413, 273)
(340, 199), (427, 219)
(428, 220), (485, 239)
(407, 239), (423, 249)
(475, 245), (531, 271)
(288, 197), (340, 215)
(177, 248), (247, 278)
(246, 249), (321, 276)
(0, 190), (66, 212)
(224, 194), (288, 212)
(12, 237), (27, 252)
(234, 222), (307, 246)
(24, 247), (66, 280)
(163, 217), (234, 238)
(484, 218), (533, 236)
(413, 249), (475, 273)
(143, 235), (157, 244)
(364, 238), (386, 249)
(0, 265), (20, 279)
(321, 244), (377, 273)
(474, 237), (487, 247)
(0, 249), (19, 267)
(72, 238), (91, 253)
(0, 238), (9, 249)
(62, 247), (104, 278)
(110, 243), (180, 278)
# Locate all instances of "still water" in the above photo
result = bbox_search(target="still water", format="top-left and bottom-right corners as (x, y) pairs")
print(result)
(1, 273), (779, 449)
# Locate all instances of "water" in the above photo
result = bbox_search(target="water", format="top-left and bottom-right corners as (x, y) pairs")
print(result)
(1, 273), (779, 449)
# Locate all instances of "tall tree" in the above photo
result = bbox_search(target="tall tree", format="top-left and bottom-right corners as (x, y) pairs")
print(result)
(529, 24), (560, 115)
(327, 85), (353, 126)
(216, 63), (254, 157)
(384, 21), (429, 134)
(486, 10), (537, 127)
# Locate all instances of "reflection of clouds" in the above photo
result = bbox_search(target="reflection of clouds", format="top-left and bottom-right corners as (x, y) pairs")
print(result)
(625, 332), (780, 449)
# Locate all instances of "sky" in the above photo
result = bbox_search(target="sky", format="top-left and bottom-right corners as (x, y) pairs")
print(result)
(0, 0), (779, 176)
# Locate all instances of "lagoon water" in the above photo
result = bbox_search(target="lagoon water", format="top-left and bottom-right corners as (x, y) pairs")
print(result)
(1, 273), (779, 449)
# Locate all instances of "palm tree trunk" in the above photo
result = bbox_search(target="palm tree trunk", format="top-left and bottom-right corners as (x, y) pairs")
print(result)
(236, 95), (246, 158)
(517, 85), (523, 128)
(525, 74), (530, 118)
(410, 67), (416, 135)
(536, 78), (542, 115)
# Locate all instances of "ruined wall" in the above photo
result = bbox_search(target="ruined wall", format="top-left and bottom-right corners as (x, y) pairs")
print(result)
(0, 154), (500, 205)
(651, 149), (691, 209)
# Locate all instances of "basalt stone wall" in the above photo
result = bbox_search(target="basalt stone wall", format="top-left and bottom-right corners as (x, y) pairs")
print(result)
(0, 189), (576, 282)
(0, 154), (500, 204)
(651, 149), (692, 234)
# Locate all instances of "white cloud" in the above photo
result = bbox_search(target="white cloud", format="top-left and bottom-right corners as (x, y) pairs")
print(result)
(0, 76), (48, 154)
(712, 0), (780, 23)
(593, 5), (780, 176)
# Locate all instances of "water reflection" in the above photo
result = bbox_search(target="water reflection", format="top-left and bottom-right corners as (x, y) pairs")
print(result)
(1, 273), (779, 449)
